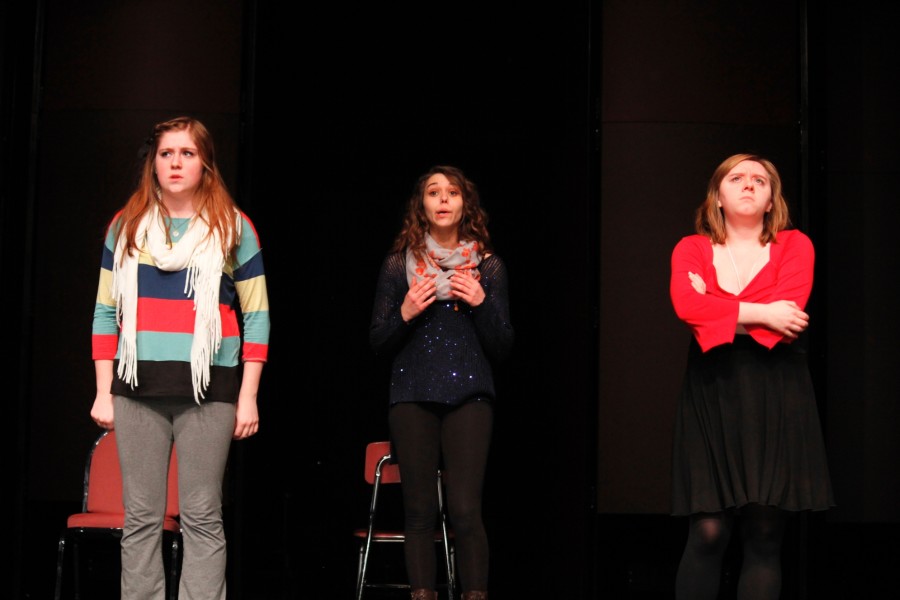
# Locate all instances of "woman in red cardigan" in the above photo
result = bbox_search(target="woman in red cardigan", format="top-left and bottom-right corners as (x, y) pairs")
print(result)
(669, 154), (834, 599)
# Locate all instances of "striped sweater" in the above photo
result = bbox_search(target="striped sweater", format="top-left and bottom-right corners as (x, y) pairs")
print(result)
(92, 211), (270, 402)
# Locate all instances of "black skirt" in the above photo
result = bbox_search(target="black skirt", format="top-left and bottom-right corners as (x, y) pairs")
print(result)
(671, 334), (835, 516)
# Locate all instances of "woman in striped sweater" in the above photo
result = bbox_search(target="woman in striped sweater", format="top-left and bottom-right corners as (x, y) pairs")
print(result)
(90, 116), (269, 599)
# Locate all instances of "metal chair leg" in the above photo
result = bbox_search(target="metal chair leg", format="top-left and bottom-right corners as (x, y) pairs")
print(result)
(357, 464), (383, 600)
(356, 526), (374, 600)
(54, 534), (66, 600)
(438, 470), (455, 600)
(167, 534), (180, 600)
(72, 537), (82, 600)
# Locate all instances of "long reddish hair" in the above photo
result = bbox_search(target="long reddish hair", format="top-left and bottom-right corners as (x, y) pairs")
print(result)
(391, 165), (493, 259)
(114, 116), (238, 260)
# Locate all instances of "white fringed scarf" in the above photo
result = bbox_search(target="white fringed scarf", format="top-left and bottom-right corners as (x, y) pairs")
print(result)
(405, 233), (482, 299)
(111, 204), (239, 403)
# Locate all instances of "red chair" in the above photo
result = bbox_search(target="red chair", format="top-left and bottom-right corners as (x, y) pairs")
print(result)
(54, 429), (181, 599)
(353, 440), (456, 600)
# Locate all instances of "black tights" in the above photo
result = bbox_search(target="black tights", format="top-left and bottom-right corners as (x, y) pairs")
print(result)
(675, 504), (787, 600)
(389, 400), (492, 592)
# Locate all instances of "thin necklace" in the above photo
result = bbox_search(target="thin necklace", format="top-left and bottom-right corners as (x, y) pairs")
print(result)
(725, 240), (768, 293)
(166, 216), (193, 239)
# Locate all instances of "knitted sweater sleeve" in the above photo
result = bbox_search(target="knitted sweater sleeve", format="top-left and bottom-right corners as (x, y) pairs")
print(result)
(368, 252), (515, 362)
(471, 254), (514, 362)
(369, 252), (413, 356)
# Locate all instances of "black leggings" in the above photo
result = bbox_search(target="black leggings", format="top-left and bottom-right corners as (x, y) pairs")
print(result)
(388, 400), (493, 592)
(675, 504), (787, 600)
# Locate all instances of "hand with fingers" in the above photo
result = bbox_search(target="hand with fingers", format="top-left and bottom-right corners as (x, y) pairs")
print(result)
(765, 299), (809, 339)
(449, 271), (486, 307)
(688, 271), (707, 295)
(90, 392), (115, 430)
(401, 276), (437, 322)
(233, 395), (259, 440)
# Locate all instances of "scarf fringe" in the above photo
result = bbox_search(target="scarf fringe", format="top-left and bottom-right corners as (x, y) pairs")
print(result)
(185, 245), (225, 402)
(112, 241), (144, 391)
(112, 205), (235, 403)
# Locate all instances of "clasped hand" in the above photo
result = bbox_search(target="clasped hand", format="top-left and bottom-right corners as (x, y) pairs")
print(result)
(401, 273), (486, 322)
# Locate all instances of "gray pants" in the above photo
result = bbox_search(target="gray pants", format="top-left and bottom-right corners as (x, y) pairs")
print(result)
(114, 395), (235, 600)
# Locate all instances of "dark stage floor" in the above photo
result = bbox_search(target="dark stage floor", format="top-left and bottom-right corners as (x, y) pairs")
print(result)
(26, 503), (900, 599)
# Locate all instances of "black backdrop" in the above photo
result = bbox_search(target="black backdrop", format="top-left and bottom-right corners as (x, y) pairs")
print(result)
(238, 3), (594, 596)
(3, 1), (899, 598)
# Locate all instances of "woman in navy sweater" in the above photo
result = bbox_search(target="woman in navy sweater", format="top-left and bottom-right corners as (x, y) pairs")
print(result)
(370, 165), (513, 600)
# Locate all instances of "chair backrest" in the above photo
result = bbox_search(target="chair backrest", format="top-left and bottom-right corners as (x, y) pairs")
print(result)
(364, 441), (400, 485)
(83, 430), (179, 520)
(356, 440), (456, 599)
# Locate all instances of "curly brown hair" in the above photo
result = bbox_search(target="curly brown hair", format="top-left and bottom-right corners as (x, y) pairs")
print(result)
(391, 165), (493, 259)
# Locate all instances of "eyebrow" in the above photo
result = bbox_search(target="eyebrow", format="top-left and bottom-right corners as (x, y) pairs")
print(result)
(730, 171), (767, 181)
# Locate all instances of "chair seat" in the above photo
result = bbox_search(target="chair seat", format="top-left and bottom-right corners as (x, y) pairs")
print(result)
(55, 431), (182, 600)
(67, 512), (180, 532)
(352, 528), (453, 542)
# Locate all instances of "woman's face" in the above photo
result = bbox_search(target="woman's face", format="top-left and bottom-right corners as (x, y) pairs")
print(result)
(422, 173), (464, 235)
(155, 129), (204, 202)
(717, 160), (773, 222)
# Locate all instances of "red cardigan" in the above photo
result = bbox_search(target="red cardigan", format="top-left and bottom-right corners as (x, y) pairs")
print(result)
(669, 229), (814, 352)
